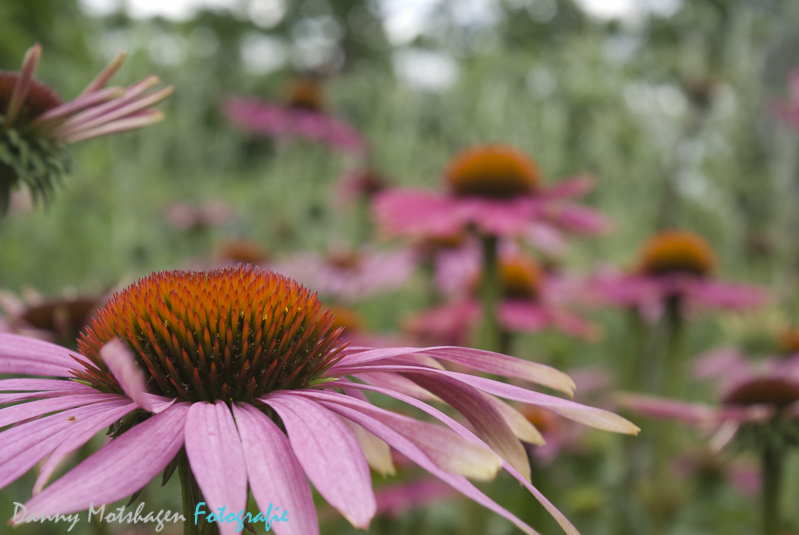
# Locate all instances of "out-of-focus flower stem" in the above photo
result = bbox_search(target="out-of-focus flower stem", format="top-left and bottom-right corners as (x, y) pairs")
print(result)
(662, 297), (686, 398)
(476, 233), (502, 352)
(179, 452), (218, 535)
(762, 443), (783, 535)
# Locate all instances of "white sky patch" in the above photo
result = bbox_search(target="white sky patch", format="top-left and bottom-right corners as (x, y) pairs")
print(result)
(392, 48), (458, 92)
(377, 0), (441, 45)
(573, 0), (682, 21)
(240, 32), (288, 75)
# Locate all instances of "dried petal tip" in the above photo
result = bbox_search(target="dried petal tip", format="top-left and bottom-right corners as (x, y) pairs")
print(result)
(74, 266), (346, 403)
(446, 145), (541, 199)
(637, 230), (716, 277)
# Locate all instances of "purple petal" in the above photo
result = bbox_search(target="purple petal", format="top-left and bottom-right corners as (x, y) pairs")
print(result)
(332, 345), (575, 395)
(185, 401), (248, 535)
(232, 403), (319, 535)
(406, 372), (530, 480)
(298, 390), (542, 535)
(100, 340), (172, 413)
(342, 418), (396, 477)
(335, 363), (639, 435)
(33, 402), (138, 494)
(0, 400), (134, 492)
(0, 379), (95, 393)
(0, 333), (84, 377)
(318, 380), (579, 535)
(22, 403), (189, 516)
(294, 389), (501, 481)
(0, 392), (127, 428)
(484, 395), (545, 445)
(263, 393), (376, 529)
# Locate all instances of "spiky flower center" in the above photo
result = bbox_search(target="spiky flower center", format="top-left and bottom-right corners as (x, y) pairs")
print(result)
(446, 145), (541, 200)
(73, 266), (344, 403)
(637, 230), (716, 277)
(723, 378), (799, 408)
(474, 257), (543, 300)
(285, 77), (324, 112)
(0, 71), (62, 124)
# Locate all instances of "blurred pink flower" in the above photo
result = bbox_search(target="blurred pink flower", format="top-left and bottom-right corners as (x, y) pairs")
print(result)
(1, 44), (172, 211)
(406, 254), (598, 345)
(223, 77), (366, 155)
(618, 353), (799, 450)
(584, 230), (767, 322)
(0, 288), (100, 346)
(0, 266), (639, 535)
(373, 145), (610, 247)
(272, 247), (416, 302)
(165, 200), (233, 231)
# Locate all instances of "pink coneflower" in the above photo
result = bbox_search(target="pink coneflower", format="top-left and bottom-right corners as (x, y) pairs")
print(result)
(406, 255), (598, 347)
(0, 289), (100, 346)
(0, 44), (173, 214)
(619, 355), (799, 535)
(585, 230), (767, 322)
(0, 266), (639, 535)
(223, 76), (366, 155)
(373, 145), (610, 243)
(272, 247), (416, 302)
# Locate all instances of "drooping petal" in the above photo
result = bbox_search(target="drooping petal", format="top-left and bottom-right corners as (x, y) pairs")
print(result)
(321, 380), (579, 535)
(0, 392), (127, 428)
(615, 393), (717, 424)
(332, 345), (576, 396)
(0, 333), (85, 377)
(373, 189), (463, 239)
(232, 403), (319, 535)
(263, 393), (376, 529)
(185, 401), (248, 535)
(0, 400), (135, 491)
(0, 378), (95, 393)
(485, 395), (545, 445)
(22, 403), (189, 517)
(293, 389), (502, 481)
(406, 372), (530, 480)
(302, 391), (542, 535)
(100, 340), (172, 413)
(33, 402), (138, 494)
(342, 416), (396, 477)
(336, 363), (638, 435)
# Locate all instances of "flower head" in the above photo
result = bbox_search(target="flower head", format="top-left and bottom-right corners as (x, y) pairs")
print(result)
(585, 230), (767, 322)
(0, 44), (172, 214)
(1, 265), (638, 535)
(222, 76), (366, 155)
(408, 251), (598, 344)
(373, 144), (610, 247)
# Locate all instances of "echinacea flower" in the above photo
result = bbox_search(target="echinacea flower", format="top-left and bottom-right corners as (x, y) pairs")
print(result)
(0, 44), (173, 214)
(0, 288), (100, 346)
(223, 76), (366, 155)
(1, 265), (639, 535)
(373, 145), (610, 245)
(272, 247), (416, 302)
(585, 230), (767, 322)
(406, 255), (598, 346)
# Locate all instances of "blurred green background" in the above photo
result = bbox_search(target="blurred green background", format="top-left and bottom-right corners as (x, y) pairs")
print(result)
(2, 0), (799, 534)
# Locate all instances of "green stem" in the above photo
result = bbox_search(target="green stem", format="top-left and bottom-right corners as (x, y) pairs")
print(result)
(476, 234), (502, 352)
(179, 452), (218, 535)
(762, 444), (783, 535)
(661, 297), (685, 398)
